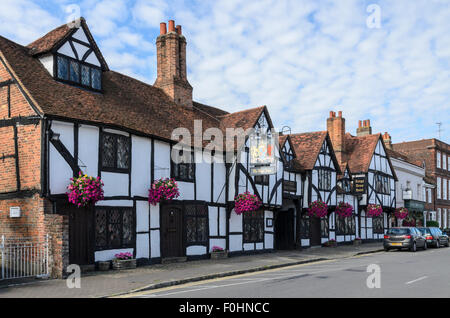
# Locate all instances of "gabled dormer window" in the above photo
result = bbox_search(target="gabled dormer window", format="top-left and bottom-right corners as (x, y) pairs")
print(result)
(56, 54), (102, 91)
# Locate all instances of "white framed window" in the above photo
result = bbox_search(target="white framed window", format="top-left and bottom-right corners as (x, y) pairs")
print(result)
(448, 155), (450, 171)
(437, 151), (441, 169)
(427, 188), (432, 203)
(438, 208), (442, 226)
(444, 178), (448, 200)
(422, 187), (426, 202)
(437, 177), (442, 199)
(444, 155), (447, 172)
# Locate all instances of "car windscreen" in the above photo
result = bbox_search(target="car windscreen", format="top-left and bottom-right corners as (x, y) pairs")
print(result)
(418, 228), (431, 235)
(387, 228), (410, 235)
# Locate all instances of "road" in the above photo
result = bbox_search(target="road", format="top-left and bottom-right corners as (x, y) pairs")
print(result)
(123, 246), (450, 298)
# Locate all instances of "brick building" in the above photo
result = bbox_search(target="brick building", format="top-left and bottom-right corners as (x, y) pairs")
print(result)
(393, 139), (450, 228)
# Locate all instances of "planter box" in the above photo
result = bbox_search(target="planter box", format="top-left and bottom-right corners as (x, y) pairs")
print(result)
(112, 258), (137, 270)
(211, 251), (228, 260)
(353, 240), (362, 245)
(98, 261), (111, 271)
(323, 241), (337, 247)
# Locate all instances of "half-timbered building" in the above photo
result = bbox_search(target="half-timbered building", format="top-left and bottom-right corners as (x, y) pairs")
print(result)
(327, 111), (397, 240)
(0, 18), (283, 277)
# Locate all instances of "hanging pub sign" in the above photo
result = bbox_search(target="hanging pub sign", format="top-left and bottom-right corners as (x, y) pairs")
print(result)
(352, 174), (367, 195)
(248, 129), (278, 176)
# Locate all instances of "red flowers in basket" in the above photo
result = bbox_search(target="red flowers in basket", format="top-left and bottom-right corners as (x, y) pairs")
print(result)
(366, 204), (383, 218)
(335, 202), (354, 218)
(148, 178), (180, 205)
(67, 172), (104, 208)
(395, 207), (409, 220)
(234, 192), (262, 215)
(308, 200), (328, 218)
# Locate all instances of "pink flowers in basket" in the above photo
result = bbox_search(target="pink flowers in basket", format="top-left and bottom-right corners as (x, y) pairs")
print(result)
(234, 192), (262, 215)
(67, 172), (104, 208)
(212, 246), (224, 252)
(395, 207), (409, 220)
(366, 204), (383, 218)
(335, 202), (354, 218)
(308, 200), (328, 218)
(114, 252), (133, 260)
(148, 178), (180, 205)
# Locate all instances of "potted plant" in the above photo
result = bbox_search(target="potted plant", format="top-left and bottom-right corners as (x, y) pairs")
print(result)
(323, 239), (337, 247)
(353, 237), (362, 245)
(234, 192), (262, 215)
(210, 246), (228, 260)
(308, 200), (328, 218)
(366, 204), (383, 218)
(112, 252), (136, 270)
(149, 178), (180, 205)
(67, 172), (104, 207)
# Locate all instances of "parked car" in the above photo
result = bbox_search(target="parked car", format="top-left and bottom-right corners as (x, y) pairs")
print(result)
(383, 227), (426, 252)
(417, 227), (450, 248)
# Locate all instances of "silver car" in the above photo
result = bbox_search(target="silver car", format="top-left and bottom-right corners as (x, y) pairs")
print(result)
(383, 227), (426, 252)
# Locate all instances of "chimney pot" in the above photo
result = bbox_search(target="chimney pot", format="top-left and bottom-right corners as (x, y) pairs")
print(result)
(160, 22), (167, 35)
(338, 111), (342, 118)
(168, 20), (175, 32)
(367, 119), (371, 126)
(176, 25), (182, 35)
(358, 120), (362, 128)
(329, 111), (334, 118)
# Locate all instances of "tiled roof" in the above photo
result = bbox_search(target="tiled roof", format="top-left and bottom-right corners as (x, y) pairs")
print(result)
(0, 24), (265, 149)
(288, 131), (328, 171)
(386, 149), (423, 168)
(278, 135), (303, 172)
(343, 133), (380, 173)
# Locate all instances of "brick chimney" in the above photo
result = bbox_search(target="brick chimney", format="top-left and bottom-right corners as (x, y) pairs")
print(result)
(327, 110), (346, 163)
(383, 132), (392, 150)
(356, 119), (372, 137)
(154, 20), (193, 108)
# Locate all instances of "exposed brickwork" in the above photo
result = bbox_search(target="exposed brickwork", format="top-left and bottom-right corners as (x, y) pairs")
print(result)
(327, 111), (345, 163)
(154, 21), (193, 108)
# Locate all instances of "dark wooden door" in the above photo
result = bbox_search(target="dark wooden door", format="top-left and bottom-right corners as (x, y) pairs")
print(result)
(310, 216), (322, 246)
(69, 205), (94, 265)
(160, 205), (184, 258)
(275, 209), (295, 250)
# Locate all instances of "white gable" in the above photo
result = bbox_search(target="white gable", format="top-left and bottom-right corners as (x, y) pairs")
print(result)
(57, 42), (76, 59)
(72, 28), (89, 44)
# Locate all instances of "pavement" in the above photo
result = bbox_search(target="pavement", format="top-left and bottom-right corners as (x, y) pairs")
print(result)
(0, 242), (383, 298)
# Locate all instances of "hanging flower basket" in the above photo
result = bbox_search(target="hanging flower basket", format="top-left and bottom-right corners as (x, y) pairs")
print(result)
(234, 192), (262, 215)
(67, 172), (104, 208)
(402, 217), (416, 227)
(148, 178), (180, 206)
(335, 202), (354, 218)
(395, 207), (409, 220)
(366, 204), (383, 218)
(308, 200), (328, 218)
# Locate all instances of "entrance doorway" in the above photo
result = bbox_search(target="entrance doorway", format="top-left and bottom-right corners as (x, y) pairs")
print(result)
(68, 205), (94, 266)
(160, 204), (184, 258)
(275, 209), (295, 250)
(310, 216), (322, 246)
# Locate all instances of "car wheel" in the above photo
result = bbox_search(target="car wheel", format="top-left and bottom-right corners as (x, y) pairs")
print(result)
(423, 242), (427, 250)
(436, 240), (440, 248)
(446, 240), (449, 247)
(384, 247), (390, 252)
(410, 242), (417, 252)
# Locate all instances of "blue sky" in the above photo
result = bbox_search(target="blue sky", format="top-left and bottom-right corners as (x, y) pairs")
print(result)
(1, 0), (449, 144)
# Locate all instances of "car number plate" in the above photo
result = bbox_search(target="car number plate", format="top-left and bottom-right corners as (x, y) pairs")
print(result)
(391, 243), (402, 246)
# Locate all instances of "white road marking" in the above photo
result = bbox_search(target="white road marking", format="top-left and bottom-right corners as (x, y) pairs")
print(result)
(405, 276), (428, 285)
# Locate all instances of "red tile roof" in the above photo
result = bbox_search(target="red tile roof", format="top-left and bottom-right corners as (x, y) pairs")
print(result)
(0, 22), (266, 149)
(288, 131), (328, 171)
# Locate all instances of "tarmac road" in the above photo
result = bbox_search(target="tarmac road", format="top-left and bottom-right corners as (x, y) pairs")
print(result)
(125, 246), (450, 298)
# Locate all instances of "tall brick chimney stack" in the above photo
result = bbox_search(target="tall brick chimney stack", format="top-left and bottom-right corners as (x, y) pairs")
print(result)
(327, 110), (346, 163)
(154, 20), (193, 108)
(383, 132), (392, 150)
(356, 119), (372, 137)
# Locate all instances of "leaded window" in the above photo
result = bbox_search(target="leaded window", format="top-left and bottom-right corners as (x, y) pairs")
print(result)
(95, 207), (135, 251)
(299, 214), (310, 239)
(321, 217), (329, 237)
(243, 210), (264, 243)
(171, 149), (195, 182)
(185, 205), (208, 245)
(318, 169), (332, 191)
(336, 215), (356, 235)
(101, 132), (130, 172)
(373, 216), (384, 234)
(55, 53), (102, 91)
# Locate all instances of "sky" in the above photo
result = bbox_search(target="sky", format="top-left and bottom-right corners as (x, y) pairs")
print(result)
(0, 0), (449, 144)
